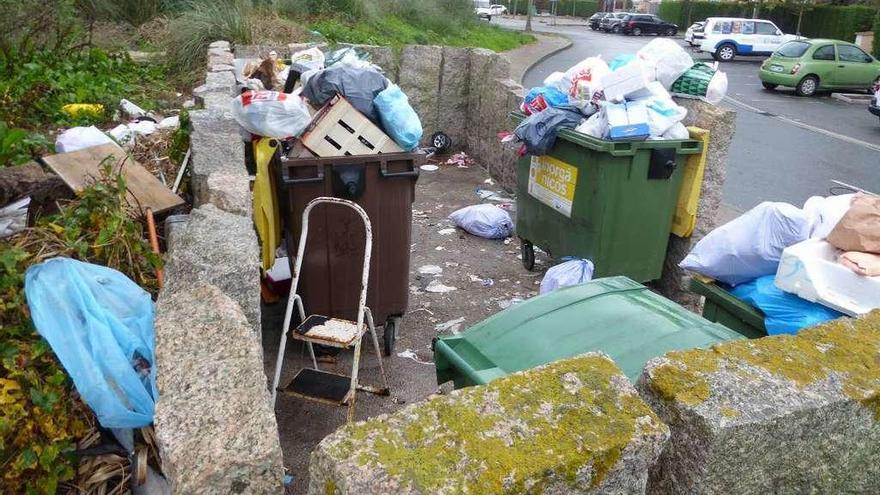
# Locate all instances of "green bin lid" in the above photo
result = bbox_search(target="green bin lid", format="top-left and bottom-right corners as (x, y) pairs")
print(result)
(434, 276), (744, 387)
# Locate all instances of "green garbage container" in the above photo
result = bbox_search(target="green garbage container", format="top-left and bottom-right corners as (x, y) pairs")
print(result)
(688, 277), (767, 339)
(433, 276), (745, 389)
(511, 112), (703, 282)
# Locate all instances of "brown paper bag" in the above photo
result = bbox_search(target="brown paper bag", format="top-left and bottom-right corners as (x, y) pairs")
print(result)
(826, 195), (880, 254)
(839, 251), (880, 277)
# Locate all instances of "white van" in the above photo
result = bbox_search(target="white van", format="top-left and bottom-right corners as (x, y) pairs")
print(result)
(698, 17), (797, 61)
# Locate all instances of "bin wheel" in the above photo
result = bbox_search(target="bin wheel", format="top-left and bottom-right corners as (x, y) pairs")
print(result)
(383, 316), (400, 357)
(431, 132), (452, 154)
(521, 240), (535, 271)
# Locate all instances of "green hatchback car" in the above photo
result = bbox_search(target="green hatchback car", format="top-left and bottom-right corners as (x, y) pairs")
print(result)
(758, 39), (880, 96)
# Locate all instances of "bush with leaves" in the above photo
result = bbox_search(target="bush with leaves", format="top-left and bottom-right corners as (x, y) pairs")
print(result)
(1, 160), (161, 494)
(0, 123), (52, 168)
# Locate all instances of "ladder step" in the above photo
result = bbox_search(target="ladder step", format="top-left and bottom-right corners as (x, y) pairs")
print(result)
(281, 368), (352, 405)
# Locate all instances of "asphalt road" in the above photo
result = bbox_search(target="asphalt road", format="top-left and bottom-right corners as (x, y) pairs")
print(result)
(497, 17), (880, 213)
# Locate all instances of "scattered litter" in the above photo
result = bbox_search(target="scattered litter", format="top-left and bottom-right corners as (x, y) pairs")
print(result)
(391, 395), (406, 404)
(55, 125), (113, 153)
(476, 188), (512, 203)
(397, 349), (434, 365)
(449, 204), (513, 239)
(157, 115), (180, 130)
(435, 246), (445, 251)
(120, 98), (147, 119)
(418, 264), (443, 276)
(540, 258), (595, 294)
(410, 307), (435, 316)
(283, 475), (295, 486)
(468, 274), (494, 287)
(484, 178), (494, 185)
(437, 227), (456, 235)
(0, 197), (30, 239)
(61, 103), (104, 119)
(444, 152), (475, 168)
(497, 297), (525, 309)
(435, 317), (466, 334)
(444, 262), (460, 267)
(504, 237), (512, 245)
(420, 164), (439, 172)
(426, 279), (457, 293)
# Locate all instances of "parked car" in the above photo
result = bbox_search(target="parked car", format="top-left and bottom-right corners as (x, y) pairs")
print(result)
(599, 12), (628, 33)
(620, 14), (678, 36)
(489, 4), (507, 15)
(758, 39), (880, 96)
(474, 0), (492, 20)
(697, 17), (796, 61)
(589, 12), (609, 30)
(684, 21), (705, 46)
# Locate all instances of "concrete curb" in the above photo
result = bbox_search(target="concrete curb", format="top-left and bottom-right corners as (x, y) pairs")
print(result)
(507, 33), (573, 84)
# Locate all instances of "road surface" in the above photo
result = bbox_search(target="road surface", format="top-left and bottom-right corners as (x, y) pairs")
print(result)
(497, 17), (880, 214)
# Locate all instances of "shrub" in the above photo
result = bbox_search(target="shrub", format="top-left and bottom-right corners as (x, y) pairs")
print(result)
(166, 0), (255, 73)
(874, 14), (880, 59)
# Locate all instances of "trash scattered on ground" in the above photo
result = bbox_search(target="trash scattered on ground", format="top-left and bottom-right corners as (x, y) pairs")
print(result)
(469, 274), (494, 287)
(420, 164), (439, 172)
(397, 349), (434, 365)
(437, 227), (456, 235)
(449, 204), (513, 239)
(55, 125), (114, 153)
(540, 258), (595, 294)
(435, 246), (445, 251)
(476, 188), (513, 203)
(24, 257), (157, 428)
(435, 317), (467, 334)
(62, 103), (104, 119)
(444, 152), (475, 168)
(425, 279), (457, 293)
(418, 264), (443, 276)
(0, 197), (30, 239)
(484, 178), (494, 185)
(497, 297), (525, 309)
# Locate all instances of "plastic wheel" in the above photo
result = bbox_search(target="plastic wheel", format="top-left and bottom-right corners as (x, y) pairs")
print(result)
(383, 316), (400, 357)
(521, 239), (535, 271)
(431, 132), (452, 153)
(796, 75), (818, 97)
(762, 82), (778, 90)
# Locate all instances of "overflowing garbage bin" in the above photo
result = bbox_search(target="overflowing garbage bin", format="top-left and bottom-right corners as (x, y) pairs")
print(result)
(276, 150), (423, 355)
(511, 111), (703, 282)
(688, 277), (767, 339)
(433, 276), (745, 389)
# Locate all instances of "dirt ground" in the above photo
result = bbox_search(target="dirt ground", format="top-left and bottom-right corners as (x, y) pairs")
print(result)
(261, 161), (552, 494)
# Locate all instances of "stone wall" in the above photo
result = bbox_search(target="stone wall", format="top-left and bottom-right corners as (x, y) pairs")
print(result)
(637, 311), (880, 494)
(309, 353), (669, 494)
(153, 40), (284, 494)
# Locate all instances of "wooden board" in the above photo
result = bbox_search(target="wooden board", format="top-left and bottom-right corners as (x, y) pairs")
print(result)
(40, 143), (184, 214)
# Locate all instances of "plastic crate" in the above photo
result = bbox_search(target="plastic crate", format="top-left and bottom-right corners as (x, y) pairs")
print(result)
(302, 96), (402, 157)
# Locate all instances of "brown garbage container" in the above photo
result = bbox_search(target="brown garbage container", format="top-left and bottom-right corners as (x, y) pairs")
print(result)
(276, 150), (422, 355)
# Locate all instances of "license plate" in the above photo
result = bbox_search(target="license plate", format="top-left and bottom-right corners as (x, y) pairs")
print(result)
(770, 64), (784, 72)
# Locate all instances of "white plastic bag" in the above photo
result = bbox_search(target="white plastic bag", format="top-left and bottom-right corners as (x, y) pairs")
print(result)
(636, 38), (694, 89)
(543, 71), (571, 94)
(55, 126), (113, 153)
(679, 202), (811, 285)
(564, 57), (610, 108)
(661, 122), (689, 140)
(448, 204), (513, 239)
(230, 90), (311, 139)
(642, 95), (687, 136)
(802, 194), (855, 240)
(540, 258), (594, 294)
(108, 124), (135, 147)
(575, 110), (608, 139)
(290, 47), (325, 71)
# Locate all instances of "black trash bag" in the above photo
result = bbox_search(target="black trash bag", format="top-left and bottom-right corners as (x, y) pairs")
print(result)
(301, 65), (389, 124)
(514, 106), (584, 156)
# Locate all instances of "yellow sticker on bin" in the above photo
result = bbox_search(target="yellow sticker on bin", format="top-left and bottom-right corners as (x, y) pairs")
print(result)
(528, 155), (578, 218)
(671, 127), (710, 238)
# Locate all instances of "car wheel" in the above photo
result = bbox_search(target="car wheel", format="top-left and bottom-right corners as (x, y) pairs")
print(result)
(633, 27), (642, 36)
(795, 75), (819, 97)
(714, 43), (735, 62)
(665, 28), (676, 36)
(762, 82), (778, 90)
(612, 25), (621, 34)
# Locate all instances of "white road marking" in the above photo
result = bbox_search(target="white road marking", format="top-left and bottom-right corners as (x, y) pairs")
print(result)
(724, 96), (880, 153)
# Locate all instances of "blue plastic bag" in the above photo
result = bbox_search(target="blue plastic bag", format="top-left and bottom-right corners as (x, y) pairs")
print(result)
(608, 54), (636, 71)
(520, 86), (570, 115)
(729, 275), (843, 336)
(448, 204), (513, 239)
(540, 257), (595, 294)
(25, 258), (157, 428)
(374, 84), (423, 151)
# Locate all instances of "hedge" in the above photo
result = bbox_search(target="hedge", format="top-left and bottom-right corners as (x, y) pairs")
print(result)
(657, 1), (877, 42)
(874, 14), (880, 58)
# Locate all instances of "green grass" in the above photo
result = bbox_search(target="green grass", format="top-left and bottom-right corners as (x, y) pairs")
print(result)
(309, 16), (534, 52)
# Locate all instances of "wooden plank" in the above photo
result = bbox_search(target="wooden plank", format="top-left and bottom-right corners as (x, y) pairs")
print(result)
(302, 97), (402, 157)
(40, 143), (185, 214)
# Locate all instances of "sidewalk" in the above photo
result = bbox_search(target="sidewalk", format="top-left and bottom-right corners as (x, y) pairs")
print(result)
(502, 32), (572, 83)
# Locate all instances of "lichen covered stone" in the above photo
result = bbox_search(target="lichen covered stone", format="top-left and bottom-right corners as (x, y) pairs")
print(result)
(309, 353), (669, 494)
(638, 311), (880, 494)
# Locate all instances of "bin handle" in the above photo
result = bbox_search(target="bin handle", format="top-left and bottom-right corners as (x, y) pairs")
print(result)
(283, 168), (324, 185)
(379, 159), (420, 178)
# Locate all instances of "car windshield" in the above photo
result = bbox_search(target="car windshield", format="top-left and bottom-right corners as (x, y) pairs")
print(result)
(776, 41), (810, 58)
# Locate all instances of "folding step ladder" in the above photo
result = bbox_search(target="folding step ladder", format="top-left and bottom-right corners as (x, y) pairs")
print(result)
(270, 197), (389, 422)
